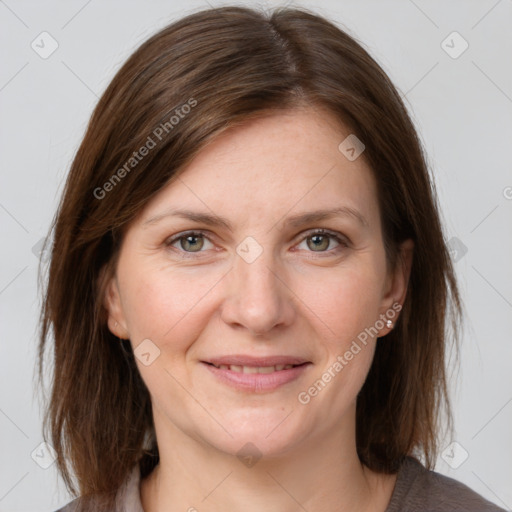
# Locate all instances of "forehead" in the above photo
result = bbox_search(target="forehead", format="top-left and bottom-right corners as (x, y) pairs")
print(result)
(138, 108), (380, 231)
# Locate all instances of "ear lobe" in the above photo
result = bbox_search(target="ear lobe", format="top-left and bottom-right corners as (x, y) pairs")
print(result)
(99, 265), (130, 340)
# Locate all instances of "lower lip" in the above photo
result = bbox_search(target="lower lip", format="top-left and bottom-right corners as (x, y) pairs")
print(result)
(202, 362), (312, 392)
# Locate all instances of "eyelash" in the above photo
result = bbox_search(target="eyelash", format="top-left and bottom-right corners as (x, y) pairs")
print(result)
(164, 229), (349, 259)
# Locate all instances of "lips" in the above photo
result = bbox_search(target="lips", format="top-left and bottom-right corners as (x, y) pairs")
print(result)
(201, 355), (312, 392)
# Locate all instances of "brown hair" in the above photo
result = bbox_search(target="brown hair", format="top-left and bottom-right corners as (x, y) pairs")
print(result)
(37, 5), (461, 510)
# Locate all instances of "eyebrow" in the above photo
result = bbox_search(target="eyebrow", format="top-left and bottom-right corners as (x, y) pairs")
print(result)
(142, 206), (369, 230)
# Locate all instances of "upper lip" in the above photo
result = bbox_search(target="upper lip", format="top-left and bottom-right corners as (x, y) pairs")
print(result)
(203, 355), (311, 367)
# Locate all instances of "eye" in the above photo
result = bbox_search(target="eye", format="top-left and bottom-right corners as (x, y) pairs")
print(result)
(164, 228), (349, 258)
(295, 229), (348, 254)
(165, 231), (214, 255)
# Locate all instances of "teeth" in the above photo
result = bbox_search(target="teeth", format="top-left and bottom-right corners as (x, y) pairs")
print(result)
(213, 363), (296, 373)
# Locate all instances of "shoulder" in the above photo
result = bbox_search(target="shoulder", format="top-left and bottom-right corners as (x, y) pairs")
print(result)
(53, 463), (143, 512)
(54, 501), (78, 512)
(386, 456), (507, 512)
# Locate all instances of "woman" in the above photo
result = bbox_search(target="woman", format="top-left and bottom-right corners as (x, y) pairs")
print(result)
(37, 5), (505, 511)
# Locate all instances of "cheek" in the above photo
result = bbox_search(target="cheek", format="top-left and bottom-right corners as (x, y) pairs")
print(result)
(119, 263), (223, 402)
(119, 260), (222, 352)
(296, 268), (381, 418)
(299, 259), (385, 345)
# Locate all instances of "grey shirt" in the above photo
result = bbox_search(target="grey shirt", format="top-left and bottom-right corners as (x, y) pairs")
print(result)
(56, 456), (506, 511)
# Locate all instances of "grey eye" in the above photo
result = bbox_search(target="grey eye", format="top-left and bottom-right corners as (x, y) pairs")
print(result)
(306, 234), (332, 251)
(167, 232), (214, 253)
(180, 234), (204, 252)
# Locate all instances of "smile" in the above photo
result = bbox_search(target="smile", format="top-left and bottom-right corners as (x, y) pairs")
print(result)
(202, 361), (311, 392)
(207, 363), (302, 373)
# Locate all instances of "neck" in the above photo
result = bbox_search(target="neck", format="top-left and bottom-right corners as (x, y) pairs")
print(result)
(140, 405), (397, 512)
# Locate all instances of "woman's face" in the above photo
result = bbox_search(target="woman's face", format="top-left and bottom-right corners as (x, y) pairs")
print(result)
(105, 107), (411, 458)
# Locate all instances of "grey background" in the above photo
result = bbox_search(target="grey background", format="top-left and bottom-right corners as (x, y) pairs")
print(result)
(0, 0), (511, 510)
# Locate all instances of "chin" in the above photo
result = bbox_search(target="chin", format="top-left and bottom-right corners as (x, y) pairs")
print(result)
(196, 415), (309, 461)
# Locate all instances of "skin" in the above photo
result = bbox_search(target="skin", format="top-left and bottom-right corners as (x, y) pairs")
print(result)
(104, 106), (414, 512)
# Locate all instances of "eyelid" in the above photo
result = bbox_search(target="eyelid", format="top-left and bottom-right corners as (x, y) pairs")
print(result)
(291, 228), (350, 257)
(164, 228), (350, 256)
(164, 229), (215, 258)
(294, 228), (349, 245)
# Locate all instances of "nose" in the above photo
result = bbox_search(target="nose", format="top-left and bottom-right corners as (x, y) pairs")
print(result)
(219, 248), (296, 337)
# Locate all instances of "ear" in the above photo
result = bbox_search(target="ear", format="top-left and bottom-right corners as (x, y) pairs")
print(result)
(99, 264), (130, 340)
(378, 238), (414, 335)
